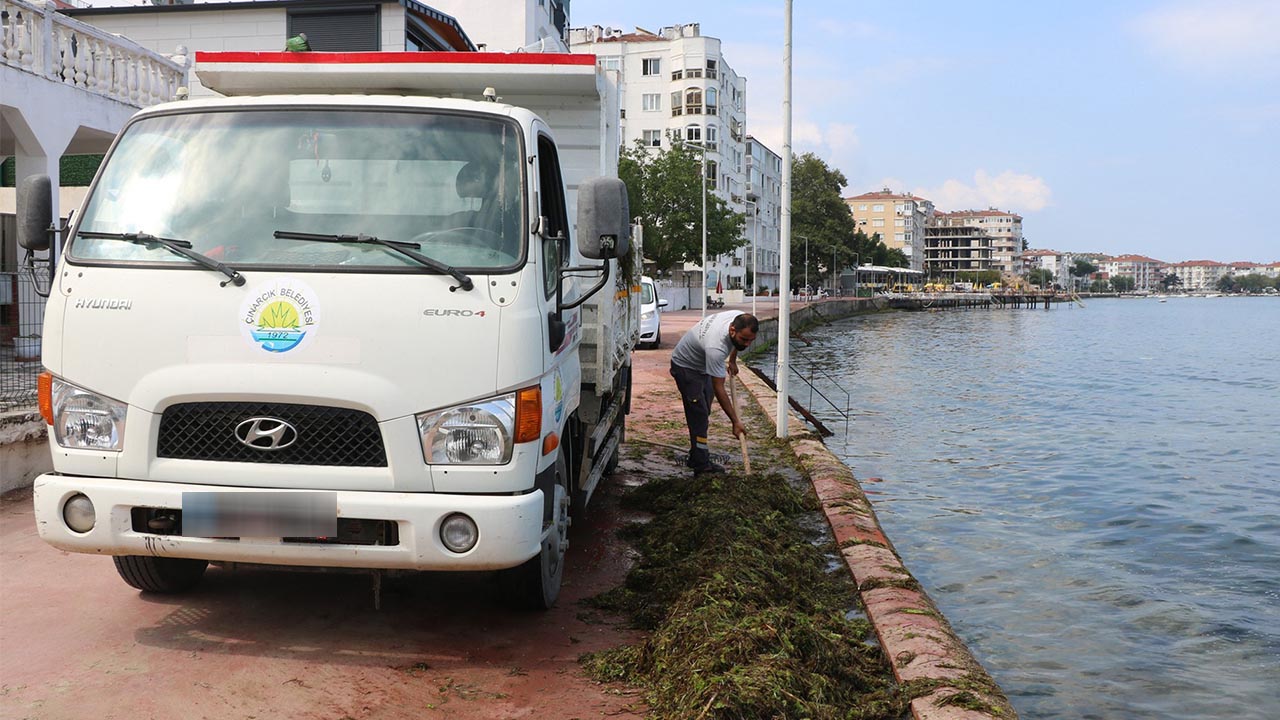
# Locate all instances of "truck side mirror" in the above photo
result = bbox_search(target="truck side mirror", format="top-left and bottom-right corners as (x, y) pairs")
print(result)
(576, 177), (629, 260)
(16, 174), (54, 252)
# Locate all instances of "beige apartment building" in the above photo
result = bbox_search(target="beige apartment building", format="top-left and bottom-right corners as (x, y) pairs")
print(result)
(1103, 254), (1165, 292)
(932, 209), (1022, 278)
(1167, 260), (1231, 291)
(844, 189), (932, 271)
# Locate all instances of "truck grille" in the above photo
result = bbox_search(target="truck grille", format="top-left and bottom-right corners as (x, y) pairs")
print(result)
(157, 402), (387, 467)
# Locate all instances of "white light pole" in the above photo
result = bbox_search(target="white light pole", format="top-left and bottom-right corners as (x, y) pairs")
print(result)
(746, 198), (759, 316)
(777, 0), (793, 438)
(796, 234), (808, 298)
(700, 143), (708, 318)
(852, 252), (860, 299)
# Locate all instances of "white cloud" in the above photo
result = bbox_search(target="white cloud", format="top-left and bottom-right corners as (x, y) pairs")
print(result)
(916, 170), (1052, 213)
(1132, 0), (1280, 77)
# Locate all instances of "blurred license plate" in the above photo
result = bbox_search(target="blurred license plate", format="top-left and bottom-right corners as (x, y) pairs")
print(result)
(182, 491), (337, 538)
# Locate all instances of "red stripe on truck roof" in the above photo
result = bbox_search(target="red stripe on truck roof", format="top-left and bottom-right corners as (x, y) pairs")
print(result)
(195, 51), (597, 66)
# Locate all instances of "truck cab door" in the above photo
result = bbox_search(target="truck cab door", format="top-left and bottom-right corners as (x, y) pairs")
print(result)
(534, 129), (581, 399)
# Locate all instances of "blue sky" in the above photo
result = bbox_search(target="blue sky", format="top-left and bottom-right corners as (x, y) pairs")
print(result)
(574, 0), (1280, 262)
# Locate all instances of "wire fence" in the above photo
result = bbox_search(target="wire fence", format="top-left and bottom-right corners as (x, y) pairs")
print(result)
(1, 263), (49, 412)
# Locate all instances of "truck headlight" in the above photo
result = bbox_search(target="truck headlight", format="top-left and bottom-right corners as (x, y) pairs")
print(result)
(51, 378), (127, 452)
(417, 394), (516, 465)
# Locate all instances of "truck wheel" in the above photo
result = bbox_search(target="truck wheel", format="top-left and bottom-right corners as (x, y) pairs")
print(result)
(113, 555), (208, 593)
(502, 452), (570, 609)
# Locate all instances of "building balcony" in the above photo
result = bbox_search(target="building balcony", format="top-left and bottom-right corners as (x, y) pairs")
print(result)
(1, 0), (188, 108)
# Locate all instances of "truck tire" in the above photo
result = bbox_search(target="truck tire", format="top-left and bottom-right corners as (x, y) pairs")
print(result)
(502, 452), (569, 610)
(113, 555), (208, 593)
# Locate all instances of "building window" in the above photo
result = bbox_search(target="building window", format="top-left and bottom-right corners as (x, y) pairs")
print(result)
(642, 57), (661, 76)
(288, 6), (379, 51)
(872, 204), (884, 212)
(706, 59), (718, 79)
(642, 93), (661, 111)
(601, 56), (620, 71)
(705, 124), (718, 150)
(685, 124), (702, 142)
(671, 91), (683, 116)
(685, 87), (703, 114)
(872, 218), (885, 227)
(642, 130), (662, 147)
(706, 86), (718, 115)
(894, 218), (905, 227)
(858, 204), (867, 211)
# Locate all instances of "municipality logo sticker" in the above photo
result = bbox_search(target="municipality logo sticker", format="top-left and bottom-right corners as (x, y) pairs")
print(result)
(240, 279), (320, 353)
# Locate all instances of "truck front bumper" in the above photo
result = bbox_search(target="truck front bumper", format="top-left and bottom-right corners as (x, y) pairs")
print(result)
(33, 474), (544, 571)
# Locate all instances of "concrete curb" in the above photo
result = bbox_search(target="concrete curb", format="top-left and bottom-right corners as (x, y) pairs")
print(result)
(1, 411), (51, 494)
(736, 369), (1017, 720)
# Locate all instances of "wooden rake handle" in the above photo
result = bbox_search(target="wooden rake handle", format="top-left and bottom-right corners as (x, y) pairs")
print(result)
(729, 371), (752, 475)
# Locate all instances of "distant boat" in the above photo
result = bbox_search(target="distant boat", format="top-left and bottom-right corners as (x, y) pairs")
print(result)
(1159, 298), (1168, 303)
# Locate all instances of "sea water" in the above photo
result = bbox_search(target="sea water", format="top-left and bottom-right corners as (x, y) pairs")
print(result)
(775, 297), (1279, 719)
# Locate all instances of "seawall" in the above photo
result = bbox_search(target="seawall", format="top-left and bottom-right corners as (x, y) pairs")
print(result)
(736, 299), (1017, 719)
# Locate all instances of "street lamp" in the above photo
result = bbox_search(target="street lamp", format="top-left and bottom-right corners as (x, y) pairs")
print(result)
(852, 252), (860, 299)
(745, 198), (760, 315)
(796, 234), (808, 298)
(700, 144), (708, 318)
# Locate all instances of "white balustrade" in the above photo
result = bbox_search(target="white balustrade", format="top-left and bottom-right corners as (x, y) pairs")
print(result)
(1, 0), (187, 107)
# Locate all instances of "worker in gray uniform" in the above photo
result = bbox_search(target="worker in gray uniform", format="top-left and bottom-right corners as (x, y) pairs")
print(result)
(669, 311), (759, 475)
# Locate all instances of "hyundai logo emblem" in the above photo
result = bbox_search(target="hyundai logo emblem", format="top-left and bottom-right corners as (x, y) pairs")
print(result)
(234, 417), (298, 451)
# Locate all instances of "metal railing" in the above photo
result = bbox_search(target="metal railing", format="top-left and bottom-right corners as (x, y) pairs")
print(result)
(753, 341), (852, 437)
(1, 263), (49, 411)
(1, 0), (188, 106)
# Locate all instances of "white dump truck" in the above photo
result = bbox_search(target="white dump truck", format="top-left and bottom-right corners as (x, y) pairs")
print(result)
(17, 51), (637, 609)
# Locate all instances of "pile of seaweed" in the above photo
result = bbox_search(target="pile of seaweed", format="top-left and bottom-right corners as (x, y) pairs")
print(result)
(583, 472), (906, 719)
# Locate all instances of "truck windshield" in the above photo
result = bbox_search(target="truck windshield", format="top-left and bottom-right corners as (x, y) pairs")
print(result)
(72, 109), (525, 271)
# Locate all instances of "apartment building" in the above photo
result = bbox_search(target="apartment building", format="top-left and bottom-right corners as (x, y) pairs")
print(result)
(933, 209), (1022, 277)
(64, 0), (478, 97)
(569, 24), (750, 296)
(844, 189), (932, 271)
(1103, 254), (1165, 292)
(1021, 249), (1073, 288)
(924, 215), (993, 280)
(745, 135), (782, 295)
(1166, 260), (1230, 291)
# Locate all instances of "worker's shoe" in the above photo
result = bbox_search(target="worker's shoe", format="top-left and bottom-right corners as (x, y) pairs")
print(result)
(693, 462), (725, 476)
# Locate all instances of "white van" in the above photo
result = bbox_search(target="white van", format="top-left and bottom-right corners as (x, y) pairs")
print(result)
(638, 276), (667, 349)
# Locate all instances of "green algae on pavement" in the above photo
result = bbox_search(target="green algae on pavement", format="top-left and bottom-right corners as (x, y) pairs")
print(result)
(582, 471), (907, 720)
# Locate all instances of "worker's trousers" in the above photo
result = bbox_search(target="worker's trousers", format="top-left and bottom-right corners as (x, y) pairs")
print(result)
(670, 362), (713, 470)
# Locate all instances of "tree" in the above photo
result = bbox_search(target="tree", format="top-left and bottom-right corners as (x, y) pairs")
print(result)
(619, 138), (745, 276)
(1216, 275), (1237, 293)
(790, 153), (861, 289)
(957, 270), (1002, 287)
(1234, 273), (1273, 293)
(1028, 268), (1054, 288)
(1111, 276), (1136, 292)
(1089, 279), (1111, 293)
(1160, 273), (1182, 291)
(1070, 259), (1098, 290)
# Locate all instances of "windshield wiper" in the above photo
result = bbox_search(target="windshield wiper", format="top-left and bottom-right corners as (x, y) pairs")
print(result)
(78, 231), (245, 287)
(272, 231), (474, 291)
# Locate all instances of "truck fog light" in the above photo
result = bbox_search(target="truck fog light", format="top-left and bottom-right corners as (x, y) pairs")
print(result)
(63, 493), (96, 533)
(440, 513), (478, 554)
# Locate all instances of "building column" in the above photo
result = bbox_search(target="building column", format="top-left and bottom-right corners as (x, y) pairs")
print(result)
(3, 107), (78, 358)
